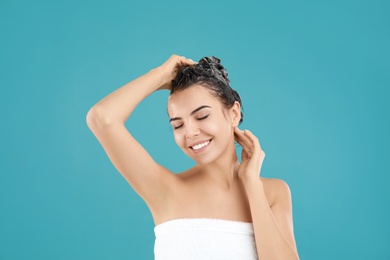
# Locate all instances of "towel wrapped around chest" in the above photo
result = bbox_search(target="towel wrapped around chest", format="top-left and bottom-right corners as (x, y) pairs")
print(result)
(154, 218), (258, 260)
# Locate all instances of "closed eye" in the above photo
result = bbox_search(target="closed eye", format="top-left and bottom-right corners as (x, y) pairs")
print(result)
(197, 114), (209, 120)
(172, 114), (209, 130)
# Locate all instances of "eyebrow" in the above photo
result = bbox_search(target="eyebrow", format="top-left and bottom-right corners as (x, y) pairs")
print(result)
(169, 105), (211, 123)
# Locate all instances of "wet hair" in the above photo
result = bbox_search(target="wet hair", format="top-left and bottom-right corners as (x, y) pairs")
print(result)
(171, 56), (244, 125)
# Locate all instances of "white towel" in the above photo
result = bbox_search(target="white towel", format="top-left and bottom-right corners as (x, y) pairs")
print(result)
(154, 218), (258, 260)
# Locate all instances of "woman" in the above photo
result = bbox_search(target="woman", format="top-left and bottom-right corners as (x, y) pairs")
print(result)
(86, 55), (299, 259)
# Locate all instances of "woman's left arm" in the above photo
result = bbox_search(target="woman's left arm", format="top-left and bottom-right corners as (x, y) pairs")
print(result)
(234, 128), (299, 260)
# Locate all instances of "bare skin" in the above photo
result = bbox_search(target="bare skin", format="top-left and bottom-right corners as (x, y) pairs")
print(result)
(86, 54), (299, 259)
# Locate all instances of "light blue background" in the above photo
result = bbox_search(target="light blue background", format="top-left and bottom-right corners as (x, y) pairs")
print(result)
(1, 0), (389, 259)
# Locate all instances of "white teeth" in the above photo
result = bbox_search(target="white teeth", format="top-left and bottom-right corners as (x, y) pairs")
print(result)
(192, 140), (210, 150)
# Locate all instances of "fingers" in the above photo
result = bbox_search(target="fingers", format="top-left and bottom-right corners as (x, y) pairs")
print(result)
(234, 127), (264, 157)
(244, 129), (262, 151)
(172, 54), (197, 66)
(234, 128), (252, 153)
(180, 56), (190, 61)
(164, 54), (197, 76)
(246, 130), (265, 159)
(180, 55), (197, 65)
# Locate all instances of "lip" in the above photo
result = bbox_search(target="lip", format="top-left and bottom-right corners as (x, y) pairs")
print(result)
(188, 139), (212, 154)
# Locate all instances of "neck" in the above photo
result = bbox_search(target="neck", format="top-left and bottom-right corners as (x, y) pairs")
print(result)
(197, 141), (241, 189)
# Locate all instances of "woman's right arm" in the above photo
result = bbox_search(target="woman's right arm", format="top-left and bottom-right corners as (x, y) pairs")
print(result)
(86, 55), (195, 213)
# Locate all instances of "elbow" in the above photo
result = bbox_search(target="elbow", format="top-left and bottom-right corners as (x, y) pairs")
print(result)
(86, 108), (97, 129)
(86, 106), (115, 130)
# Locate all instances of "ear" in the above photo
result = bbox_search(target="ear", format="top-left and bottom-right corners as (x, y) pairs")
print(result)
(229, 101), (241, 127)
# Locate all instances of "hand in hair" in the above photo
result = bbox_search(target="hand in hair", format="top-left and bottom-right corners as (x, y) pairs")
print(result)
(156, 54), (196, 91)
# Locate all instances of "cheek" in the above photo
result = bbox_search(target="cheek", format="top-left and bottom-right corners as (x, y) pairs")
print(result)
(173, 132), (184, 147)
(205, 117), (231, 134)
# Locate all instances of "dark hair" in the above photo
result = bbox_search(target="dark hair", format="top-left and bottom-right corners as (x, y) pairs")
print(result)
(171, 56), (244, 125)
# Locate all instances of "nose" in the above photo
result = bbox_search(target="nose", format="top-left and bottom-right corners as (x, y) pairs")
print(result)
(185, 120), (200, 139)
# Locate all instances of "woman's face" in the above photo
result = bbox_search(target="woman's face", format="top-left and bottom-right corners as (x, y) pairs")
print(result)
(167, 85), (240, 165)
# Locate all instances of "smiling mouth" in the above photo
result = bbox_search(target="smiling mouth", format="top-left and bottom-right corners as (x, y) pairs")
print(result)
(190, 139), (212, 151)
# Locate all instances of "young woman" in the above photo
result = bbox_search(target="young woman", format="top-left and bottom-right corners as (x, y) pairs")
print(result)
(86, 55), (299, 259)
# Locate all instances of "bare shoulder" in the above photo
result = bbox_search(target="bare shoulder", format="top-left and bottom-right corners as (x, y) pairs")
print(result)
(260, 177), (291, 207)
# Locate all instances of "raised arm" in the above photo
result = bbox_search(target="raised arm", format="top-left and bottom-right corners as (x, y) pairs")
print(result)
(86, 55), (196, 214)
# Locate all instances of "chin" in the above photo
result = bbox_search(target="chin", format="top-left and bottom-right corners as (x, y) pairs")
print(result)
(193, 157), (215, 165)
(185, 151), (221, 166)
